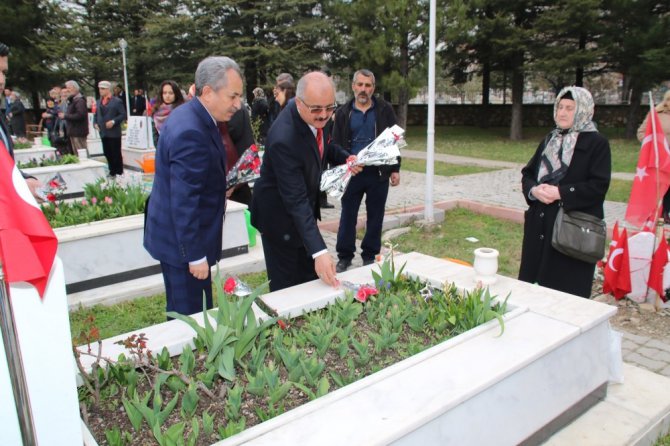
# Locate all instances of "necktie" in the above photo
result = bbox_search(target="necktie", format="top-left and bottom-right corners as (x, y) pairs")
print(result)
(218, 122), (237, 174)
(316, 128), (324, 159)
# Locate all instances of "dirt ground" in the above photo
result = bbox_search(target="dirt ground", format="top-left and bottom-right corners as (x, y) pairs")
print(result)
(596, 294), (670, 341)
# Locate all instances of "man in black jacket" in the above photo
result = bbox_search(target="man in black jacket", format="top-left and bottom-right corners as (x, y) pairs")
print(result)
(250, 72), (360, 291)
(94, 81), (127, 177)
(332, 69), (401, 272)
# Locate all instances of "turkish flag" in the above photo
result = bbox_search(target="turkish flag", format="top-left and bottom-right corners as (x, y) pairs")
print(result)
(145, 95), (153, 116)
(0, 142), (57, 298)
(603, 228), (632, 300)
(648, 233), (669, 301)
(625, 106), (670, 228)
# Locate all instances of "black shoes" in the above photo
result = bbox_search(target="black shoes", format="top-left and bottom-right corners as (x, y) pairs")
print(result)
(362, 258), (374, 266)
(336, 259), (352, 273)
(321, 200), (335, 209)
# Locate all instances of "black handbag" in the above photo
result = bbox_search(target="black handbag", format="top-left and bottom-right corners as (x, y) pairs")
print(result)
(551, 205), (606, 264)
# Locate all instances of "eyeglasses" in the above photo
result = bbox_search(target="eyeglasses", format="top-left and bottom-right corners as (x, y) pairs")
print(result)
(298, 98), (337, 114)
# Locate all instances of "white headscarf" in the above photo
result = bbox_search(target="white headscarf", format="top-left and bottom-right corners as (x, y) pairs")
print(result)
(537, 86), (598, 184)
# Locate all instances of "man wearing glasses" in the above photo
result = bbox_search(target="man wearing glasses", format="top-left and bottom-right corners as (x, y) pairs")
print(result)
(332, 69), (400, 273)
(251, 71), (361, 291)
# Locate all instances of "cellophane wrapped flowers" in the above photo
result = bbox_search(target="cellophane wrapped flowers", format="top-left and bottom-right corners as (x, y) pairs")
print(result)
(226, 144), (262, 190)
(320, 125), (405, 199)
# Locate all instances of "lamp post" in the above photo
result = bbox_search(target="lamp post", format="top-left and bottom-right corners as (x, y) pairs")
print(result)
(119, 38), (131, 114)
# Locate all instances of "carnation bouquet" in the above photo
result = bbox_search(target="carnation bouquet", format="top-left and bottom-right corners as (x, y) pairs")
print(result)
(226, 144), (262, 190)
(35, 172), (67, 202)
(320, 125), (405, 199)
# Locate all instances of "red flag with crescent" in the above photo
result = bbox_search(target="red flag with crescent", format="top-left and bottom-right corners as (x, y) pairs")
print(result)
(603, 227), (631, 300)
(625, 106), (670, 228)
(648, 233), (669, 301)
(0, 142), (58, 298)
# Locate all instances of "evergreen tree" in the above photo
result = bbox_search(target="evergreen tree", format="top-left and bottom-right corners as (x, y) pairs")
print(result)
(328, 0), (429, 128)
(599, 0), (670, 137)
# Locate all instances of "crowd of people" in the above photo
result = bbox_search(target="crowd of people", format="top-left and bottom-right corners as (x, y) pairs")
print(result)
(6, 40), (669, 313)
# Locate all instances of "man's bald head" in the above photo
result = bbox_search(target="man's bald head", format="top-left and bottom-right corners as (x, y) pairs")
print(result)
(295, 72), (337, 128)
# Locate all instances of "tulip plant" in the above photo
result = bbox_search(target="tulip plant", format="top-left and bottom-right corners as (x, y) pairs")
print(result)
(77, 257), (508, 446)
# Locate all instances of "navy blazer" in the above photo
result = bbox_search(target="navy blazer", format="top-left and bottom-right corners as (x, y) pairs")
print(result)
(250, 101), (349, 255)
(144, 98), (227, 267)
(94, 96), (126, 138)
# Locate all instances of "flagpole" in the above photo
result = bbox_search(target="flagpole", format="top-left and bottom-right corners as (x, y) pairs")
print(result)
(651, 92), (661, 225)
(648, 92), (664, 310)
(0, 262), (38, 445)
(144, 92), (152, 149)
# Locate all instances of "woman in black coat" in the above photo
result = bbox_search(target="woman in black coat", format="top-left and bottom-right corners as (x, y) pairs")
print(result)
(518, 86), (611, 298)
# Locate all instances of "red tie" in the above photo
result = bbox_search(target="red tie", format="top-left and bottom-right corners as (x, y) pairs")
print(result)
(316, 128), (324, 159)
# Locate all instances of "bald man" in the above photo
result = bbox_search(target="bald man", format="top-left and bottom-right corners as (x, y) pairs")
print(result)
(250, 72), (360, 291)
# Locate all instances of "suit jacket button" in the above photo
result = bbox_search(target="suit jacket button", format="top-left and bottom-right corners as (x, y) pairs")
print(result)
(570, 187), (575, 192)
(540, 212), (544, 218)
(283, 234), (290, 241)
(539, 234), (544, 240)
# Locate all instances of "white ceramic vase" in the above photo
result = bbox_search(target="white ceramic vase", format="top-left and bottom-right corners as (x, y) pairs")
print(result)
(473, 247), (499, 285)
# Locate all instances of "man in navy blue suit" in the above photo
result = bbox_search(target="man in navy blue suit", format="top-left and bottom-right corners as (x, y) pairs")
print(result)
(144, 56), (243, 315)
(250, 71), (360, 292)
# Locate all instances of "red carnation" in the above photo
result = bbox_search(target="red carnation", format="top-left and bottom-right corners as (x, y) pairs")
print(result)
(277, 319), (289, 330)
(224, 277), (236, 294)
(354, 285), (378, 303)
(47, 193), (56, 203)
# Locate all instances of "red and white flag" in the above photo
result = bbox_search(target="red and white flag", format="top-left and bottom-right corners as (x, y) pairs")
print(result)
(145, 93), (153, 116)
(603, 227), (632, 300)
(0, 142), (57, 298)
(625, 103), (670, 228)
(648, 233), (669, 301)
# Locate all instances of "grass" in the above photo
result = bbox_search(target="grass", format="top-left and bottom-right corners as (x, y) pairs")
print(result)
(607, 178), (633, 203)
(69, 271), (268, 342)
(401, 158), (499, 176)
(391, 208), (524, 278)
(404, 126), (641, 174)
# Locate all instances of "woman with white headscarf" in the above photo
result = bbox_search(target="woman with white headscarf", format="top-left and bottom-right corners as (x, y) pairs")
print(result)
(519, 86), (611, 298)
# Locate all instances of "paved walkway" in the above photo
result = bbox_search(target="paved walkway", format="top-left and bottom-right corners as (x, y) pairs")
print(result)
(321, 148), (669, 378)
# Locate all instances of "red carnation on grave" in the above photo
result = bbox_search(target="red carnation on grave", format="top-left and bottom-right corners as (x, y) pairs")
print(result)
(224, 277), (236, 294)
(355, 285), (379, 303)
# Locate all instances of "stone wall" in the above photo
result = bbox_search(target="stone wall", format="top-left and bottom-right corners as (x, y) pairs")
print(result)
(405, 104), (647, 128)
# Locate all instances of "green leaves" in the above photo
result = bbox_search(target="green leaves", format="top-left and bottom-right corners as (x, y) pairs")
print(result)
(87, 261), (510, 444)
(41, 178), (148, 229)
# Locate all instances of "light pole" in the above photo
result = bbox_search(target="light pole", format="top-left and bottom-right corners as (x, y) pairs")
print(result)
(424, 0), (436, 223)
(119, 38), (131, 114)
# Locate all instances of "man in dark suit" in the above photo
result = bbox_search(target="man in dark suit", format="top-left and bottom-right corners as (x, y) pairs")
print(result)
(250, 71), (360, 292)
(0, 42), (41, 198)
(131, 89), (146, 116)
(144, 56), (243, 316)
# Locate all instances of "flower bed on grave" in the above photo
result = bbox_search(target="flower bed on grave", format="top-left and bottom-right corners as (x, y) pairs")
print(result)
(77, 254), (507, 445)
(17, 153), (78, 169)
(41, 178), (147, 228)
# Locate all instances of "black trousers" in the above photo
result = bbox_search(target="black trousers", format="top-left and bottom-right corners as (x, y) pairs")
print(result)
(101, 136), (124, 176)
(336, 167), (390, 262)
(261, 234), (318, 292)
